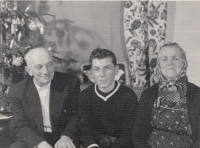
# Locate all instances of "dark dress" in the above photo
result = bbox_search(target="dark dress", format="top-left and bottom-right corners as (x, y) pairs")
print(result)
(132, 82), (200, 148)
(149, 83), (193, 148)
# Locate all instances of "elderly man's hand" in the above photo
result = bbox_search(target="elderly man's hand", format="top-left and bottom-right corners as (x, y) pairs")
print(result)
(37, 141), (53, 148)
(54, 136), (76, 148)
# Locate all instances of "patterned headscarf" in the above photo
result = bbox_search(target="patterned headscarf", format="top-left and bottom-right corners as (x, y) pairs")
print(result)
(156, 42), (188, 108)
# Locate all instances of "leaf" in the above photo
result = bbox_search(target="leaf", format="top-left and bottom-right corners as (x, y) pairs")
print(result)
(130, 9), (135, 12)
(137, 49), (142, 56)
(41, 18), (47, 25)
(148, 17), (158, 25)
(155, 4), (161, 11)
(53, 56), (68, 66)
(143, 30), (148, 42)
(39, 12), (55, 18)
(15, 10), (23, 18)
(130, 6), (137, 16)
(15, 66), (23, 74)
(128, 48), (136, 53)
(129, 29), (138, 38)
(44, 41), (55, 47)
(25, 5), (30, 12)
(125, 36), (132, 44)
(148, 21), (154, 28)
(164, 23), (166, 30)
(153, 46), (157, 53)
(134, 6), (138, 12)
(150, 3), (156, 10)
(129, 61), (134, 68)
(35, 13), (42, 22)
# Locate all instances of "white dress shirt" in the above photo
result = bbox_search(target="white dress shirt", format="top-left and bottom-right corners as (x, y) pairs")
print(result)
(88, 144), (99, 148)
(34, 81), (52, 133)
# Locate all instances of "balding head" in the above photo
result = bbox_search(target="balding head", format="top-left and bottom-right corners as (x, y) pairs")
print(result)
(25, 47), (53, 66)
(25, 47), (54, 87)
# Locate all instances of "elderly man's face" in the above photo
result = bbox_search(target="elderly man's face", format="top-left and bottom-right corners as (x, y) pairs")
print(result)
(159, 47), (183, 81)
(25, 48), (54, 87)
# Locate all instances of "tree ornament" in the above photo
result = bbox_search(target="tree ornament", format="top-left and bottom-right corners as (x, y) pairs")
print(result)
(17, 31), (22, 41)
(11, 23), (15, 34)
(4, 22), (8, 29)
(40, 26), (44, 34)
(12, 56), (23, 66)
(9, 39), (14, 48)
(28, 21), (37, 30)
(0, 0), (54, 84)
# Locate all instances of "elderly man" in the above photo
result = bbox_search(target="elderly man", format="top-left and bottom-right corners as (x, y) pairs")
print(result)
(9, 47), (80, 148)
(78, 48), (138, 148)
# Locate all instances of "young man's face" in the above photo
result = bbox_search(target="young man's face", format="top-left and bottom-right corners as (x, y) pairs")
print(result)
(91, 57), (118, 93)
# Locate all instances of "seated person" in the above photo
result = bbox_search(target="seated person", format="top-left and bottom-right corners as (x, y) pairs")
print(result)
(132, 42), (200, 148)
(9, 47), (80, 148)
(78, 48), (138, 148)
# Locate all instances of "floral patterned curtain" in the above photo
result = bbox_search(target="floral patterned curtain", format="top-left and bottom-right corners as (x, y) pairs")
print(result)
(124, 0), (167, 87)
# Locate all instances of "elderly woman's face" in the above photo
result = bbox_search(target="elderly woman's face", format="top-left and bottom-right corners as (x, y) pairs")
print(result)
(159, 47), (183, 81)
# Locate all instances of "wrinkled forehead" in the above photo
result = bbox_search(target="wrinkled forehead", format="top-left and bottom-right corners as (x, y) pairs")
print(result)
(25, 48), (53, 66)
(158, 46), (183, 59)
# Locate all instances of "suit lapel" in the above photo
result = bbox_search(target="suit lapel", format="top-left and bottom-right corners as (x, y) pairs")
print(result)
(49, 86), (56, 129)
(49, 82), (66, 129)
(26, 78), (44, 135)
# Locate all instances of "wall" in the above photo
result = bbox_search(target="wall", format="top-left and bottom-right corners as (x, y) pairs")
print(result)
(166, 1), (200, 87)
(19, 1), (127, 61)
(19, 1), (200, 86)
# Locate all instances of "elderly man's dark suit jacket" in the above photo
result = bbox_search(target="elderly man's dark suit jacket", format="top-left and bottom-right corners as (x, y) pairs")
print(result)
(9, 72), (80, 148)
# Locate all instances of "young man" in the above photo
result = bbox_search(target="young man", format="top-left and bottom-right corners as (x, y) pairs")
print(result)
(9, 47), (80, 148)
(78, 48), (138, 148)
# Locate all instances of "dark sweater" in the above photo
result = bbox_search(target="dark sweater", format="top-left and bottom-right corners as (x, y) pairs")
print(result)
(132, 82), (200, 148)
(78, 82), (138, 148)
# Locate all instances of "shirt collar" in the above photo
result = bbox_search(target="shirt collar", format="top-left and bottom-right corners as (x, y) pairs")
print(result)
(33, 79), (51, 92)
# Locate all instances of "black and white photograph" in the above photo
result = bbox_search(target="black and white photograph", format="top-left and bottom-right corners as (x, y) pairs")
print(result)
(1, 0), (200, 148)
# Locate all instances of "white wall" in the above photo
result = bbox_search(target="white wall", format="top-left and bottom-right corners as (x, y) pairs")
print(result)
(19, 1), (200, 86)
(20, 1), (127, 61)
(166, 1), (200, 87)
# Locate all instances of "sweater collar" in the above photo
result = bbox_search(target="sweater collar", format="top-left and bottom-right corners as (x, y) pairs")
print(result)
(94, 81), (121, 101)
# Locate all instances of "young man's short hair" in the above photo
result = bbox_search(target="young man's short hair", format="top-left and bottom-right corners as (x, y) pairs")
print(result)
(89, 48), (117, 66)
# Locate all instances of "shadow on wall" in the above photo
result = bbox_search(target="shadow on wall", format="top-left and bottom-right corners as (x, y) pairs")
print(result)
(19, 1), (106, 61)
(43, 19), (106, 61)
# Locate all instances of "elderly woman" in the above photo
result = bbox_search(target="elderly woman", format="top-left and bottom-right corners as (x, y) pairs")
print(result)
(132, 42), (200, 148)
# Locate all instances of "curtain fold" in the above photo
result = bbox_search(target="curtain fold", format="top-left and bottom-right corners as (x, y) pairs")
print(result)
(124, 0), (167, 87)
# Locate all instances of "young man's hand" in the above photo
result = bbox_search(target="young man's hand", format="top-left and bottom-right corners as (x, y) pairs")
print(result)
(54, 136), (76, 148)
